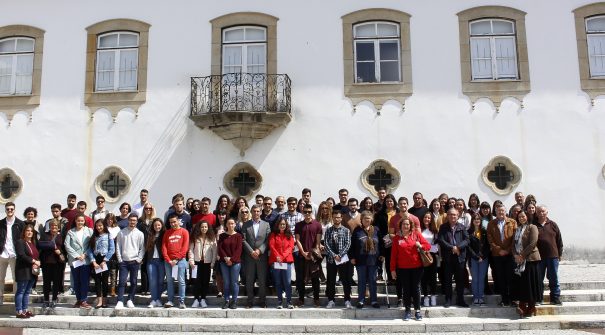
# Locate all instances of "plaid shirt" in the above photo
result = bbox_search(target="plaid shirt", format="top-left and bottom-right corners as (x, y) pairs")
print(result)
(325, 225), (351, 264)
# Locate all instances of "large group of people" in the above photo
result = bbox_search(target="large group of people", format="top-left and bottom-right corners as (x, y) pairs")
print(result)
(0, 188), (564, 321)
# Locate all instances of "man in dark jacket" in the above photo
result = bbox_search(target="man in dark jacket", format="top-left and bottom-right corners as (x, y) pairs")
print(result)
(438, 208), (469, 308)
(0, 202), (25, 305)
(535, 205), (563, 305)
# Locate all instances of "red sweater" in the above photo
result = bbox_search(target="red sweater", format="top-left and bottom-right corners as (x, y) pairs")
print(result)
(390, 231), (430, 271)
(268, 232), (294, 264)
(162, 228), (189, 262)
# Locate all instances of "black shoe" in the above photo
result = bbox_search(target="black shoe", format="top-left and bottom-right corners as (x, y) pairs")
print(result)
(259, 303), (267, 308)
(444, 300), (451, 308)
(371, 302), (380, 309)
(229, 300), (237, 309)
(350, 281), (357, 286)
(246, 303), (253, 309)
(222, 300), (230, 309)
(456, 301), (469, 308)
(356, 302), (364, 309)
(336, 280), (342, 286)
(551, 298), (562, 305)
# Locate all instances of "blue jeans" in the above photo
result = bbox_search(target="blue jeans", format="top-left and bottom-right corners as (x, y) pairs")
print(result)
(356, 265), (377, 304)
(71, 264), (91, 302)
(470, 258), (489, 300)
(272, 263), (292, 304)
(118, 261), (140, 303)
(539, 257), (560, 300)
(164, 259), (187, 303)
(15, 279), (35, 312)
(147, 258), (165, 302)
(220, 262), (241, 302)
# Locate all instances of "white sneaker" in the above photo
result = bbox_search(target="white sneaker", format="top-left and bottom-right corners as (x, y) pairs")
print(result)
(326, 300), (335, 309)
(430, 295), (437, 306)
(154, 300), (162, 307)
(200, 299), (208, 308)
(191, 299), (200, 308)
(115, 301), (125, 309)
(423, 296), (430, 307)
(126, 300), (135, 308)
(344, 301), (352, 309)
(147, 301), (154, 308)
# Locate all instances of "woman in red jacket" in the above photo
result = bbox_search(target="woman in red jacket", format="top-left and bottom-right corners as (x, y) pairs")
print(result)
(391, 218), (430, 321)
(269, 218), (295, 309)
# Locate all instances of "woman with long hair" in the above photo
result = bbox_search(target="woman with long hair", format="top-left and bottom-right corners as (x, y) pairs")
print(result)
(229, 197), (248, 219)
(375, 194), (397, 286)
(468, 213), (489, 306)
(360, 197), (374, 214)
(190, 199), (201, 217)
(429, 198), (446, 230)
(189, 220), (217, 308)
(218, 218), (243, 309)
(88, 219), (115, 308)
(65, 214), (93, 309)
(214, 194), (231, 215)
(350, 211), (382, 308)
(512, 211), (541, 318)
(104, 213), (120, 297)
(491, 200), (503, 217)
(525, 203), (537, 225)
(145, 218), (165, 308)
(454, 199), (471, 229)
(467, 194), (480, 215)
(390, 218), (430, 321)
(39, 220), (64, 309)
(137, 203), (156, 295)
(269, 218), (295, 309)
(479, 202), (492, 229)
(237, 206), (251, 233)
(420, 211), (439, 307)
(14, 225), (40, 318)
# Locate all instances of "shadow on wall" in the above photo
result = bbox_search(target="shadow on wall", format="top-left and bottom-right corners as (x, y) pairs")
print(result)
(564, 246), (605, 263)
(598, 168), (605, 191)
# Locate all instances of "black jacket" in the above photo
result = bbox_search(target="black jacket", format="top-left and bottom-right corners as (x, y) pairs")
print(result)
(0, 218), (25, 255)
(15, 239), (37, 281)
(437, 223), (469, 263)
(467, 226), (490, 261)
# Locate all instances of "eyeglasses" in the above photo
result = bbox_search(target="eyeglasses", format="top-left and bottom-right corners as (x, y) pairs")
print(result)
(303, 211), (312, 214)
(5, 208), (14, 211)
(287, 203), (296, 206)
(241, 211), (249, 214)
(144, 207), (153, 210)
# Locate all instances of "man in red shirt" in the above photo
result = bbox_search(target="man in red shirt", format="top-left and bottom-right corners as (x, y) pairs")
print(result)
(61, 194), (78, 226)
(190, 197), (216, 229)
(294, 204), (322, 307)
(68, 201), (93, 230)
(162, 214), (189, 309)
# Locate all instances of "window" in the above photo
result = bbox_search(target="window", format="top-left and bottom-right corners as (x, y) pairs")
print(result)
(94, 166), (131, 203)
(0, 168), (22, 203)
(223, 162), (262, 199)
(575, 3), (605, 102)
(342, 9), (412, 110)
(84, 19), (150, 117)
(222, 26), (266, 75)
(0, 37), (34, 95)
(457, 6), (530, 109)
(481, 156), (522, 195)
(469, 19), (518, 80)
(353, 22), (400, 83)
(0, 25), (44, 120)
(95, 32), (139, 92)
(360, 159), (400, 197)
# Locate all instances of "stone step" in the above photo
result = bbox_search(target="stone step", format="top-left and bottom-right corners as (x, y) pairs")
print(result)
(0, 314), (604, 333)
(2, 301), (604, 319)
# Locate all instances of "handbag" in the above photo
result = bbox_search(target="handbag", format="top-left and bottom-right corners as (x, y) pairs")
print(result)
(414, 233), (433, 267)
(382, 234), (392, 248)
(25, 242), (41, 275)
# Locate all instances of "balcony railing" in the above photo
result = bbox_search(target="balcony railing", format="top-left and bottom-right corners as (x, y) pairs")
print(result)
(191, 73), (291, 115)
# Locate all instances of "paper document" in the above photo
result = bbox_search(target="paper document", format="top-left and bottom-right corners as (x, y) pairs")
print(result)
(172, 265), (178, 280)
(191, 265), (198, 279)
(94, 262), (108, 274)
(72, 259), (85, 268)
(335, 254), (349, 265)
(274, 262), (287, 270)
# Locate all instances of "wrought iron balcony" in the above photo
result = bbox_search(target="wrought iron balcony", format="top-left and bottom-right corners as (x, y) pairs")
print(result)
(189, 73), (292, 155)
(191, 73), (291, 115)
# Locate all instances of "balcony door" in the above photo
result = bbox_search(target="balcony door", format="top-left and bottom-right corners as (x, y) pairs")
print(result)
(222, 26), (267, 111)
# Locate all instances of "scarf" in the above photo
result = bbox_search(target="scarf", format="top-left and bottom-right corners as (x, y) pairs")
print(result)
(513, 223), (528, 276)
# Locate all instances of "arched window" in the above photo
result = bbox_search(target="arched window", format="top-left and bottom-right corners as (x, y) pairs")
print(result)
(222, 26), (266, 75)
(353, 22), (400, 83)
(469, 19), (518, 80)
(95, 31), (139, 91)
(586, 16), (605, 78)
(0, 37), (35, 95)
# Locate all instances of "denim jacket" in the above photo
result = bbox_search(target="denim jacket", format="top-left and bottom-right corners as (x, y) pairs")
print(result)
(87, 233), (115, 262)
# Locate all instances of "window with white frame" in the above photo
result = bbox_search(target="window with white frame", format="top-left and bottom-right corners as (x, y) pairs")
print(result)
(95, 32), (139, 92)
(0, 37), (34, 95)
(586, 16), (605, 78)
(222, 26), (266, 74)
(353, 22), (400, 83)
(469, 19), (518, 80)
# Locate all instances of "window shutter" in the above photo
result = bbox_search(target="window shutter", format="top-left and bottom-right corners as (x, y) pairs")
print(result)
(470, 37), (492, 79)
(588, 35), (605, 77)
(15, 54), (33, 94)
(0, 55), (12, 94)
(96, 50), (115, 91)
(494, 37), (518, 79)
(118, 49), (138, 90)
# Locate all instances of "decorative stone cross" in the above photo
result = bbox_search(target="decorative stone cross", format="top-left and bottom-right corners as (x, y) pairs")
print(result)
(101, 172), (127, 198)
(368, 166), (393, 192)
(0, 174), (20, 199)
(232, 170), (257, 196)
(487, 163), (514, 190)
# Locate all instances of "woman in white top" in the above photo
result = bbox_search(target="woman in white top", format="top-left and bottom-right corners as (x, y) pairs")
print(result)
(64, 214), (93, 309)
(420, 211), (439, 307)
(188, 220), (217, 308)
(454, 199), (472, 229)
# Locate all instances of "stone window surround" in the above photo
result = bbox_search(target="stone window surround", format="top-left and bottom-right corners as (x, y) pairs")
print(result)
(210, 12), (278, 76)
(342, 8), (412, 110)
(223, 162), (263, 200)
(481, 155), (522, 195)
(0, 167), (23, 204)
(84, 19), (150, 118)
(574, 2), (605, 104)
(0, 25), (44, 123)
(457, 6), (530, 110)
(94, 165), (131, 203)
(360, 159), (401, 197)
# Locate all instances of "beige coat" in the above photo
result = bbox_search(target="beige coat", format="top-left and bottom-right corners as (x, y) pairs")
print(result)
(188, 238), (217, 266)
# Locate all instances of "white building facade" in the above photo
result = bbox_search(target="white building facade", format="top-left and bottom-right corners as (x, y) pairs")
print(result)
(0, 0), (604, 248)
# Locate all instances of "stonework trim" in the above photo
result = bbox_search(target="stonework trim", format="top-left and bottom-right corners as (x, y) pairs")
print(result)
(457, 6), (530, 108)
(223, 162), (263, 200)
(360, 159), (401, 197)
(94, 165), (132, 203)
(0, 168), (23, 204)
(342, 8), (412, 109)
(574, 3), (605, 102)
(210, 12), (278, 76)
(84, 19), (150, 116)
(481, 155), (522, 196)
(0, 25), (45, 119)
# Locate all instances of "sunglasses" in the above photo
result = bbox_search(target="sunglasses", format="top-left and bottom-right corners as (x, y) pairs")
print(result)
(303, 211), (312, 214)
(241, 211), (249, 214)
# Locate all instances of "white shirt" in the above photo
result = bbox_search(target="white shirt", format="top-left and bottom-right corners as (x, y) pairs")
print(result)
(132, 202), (146, 217)
(1, 217), (15, 258)
(498, 220), (505, 241)
(252, 220), (260, 238)
(75, 228), (85, 245)
(108, 226), (121, 240)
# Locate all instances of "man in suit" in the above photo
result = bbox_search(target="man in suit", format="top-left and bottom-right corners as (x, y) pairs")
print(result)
(438, 208), (470, 308)
(242, 204), (271, 308)
(0, 202), (25, 305)
(487, 204), (517, 306)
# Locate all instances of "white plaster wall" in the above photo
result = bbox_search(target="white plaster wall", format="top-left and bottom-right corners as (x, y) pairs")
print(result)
(0, 0), (603, 248)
